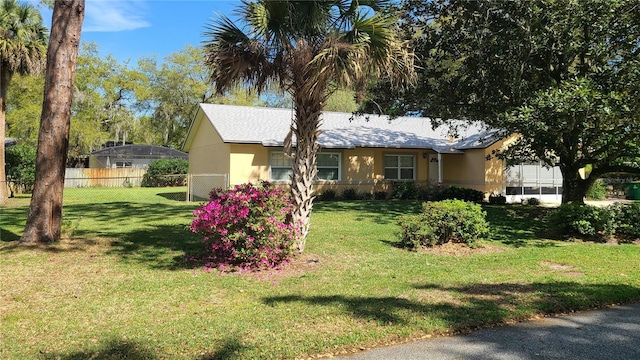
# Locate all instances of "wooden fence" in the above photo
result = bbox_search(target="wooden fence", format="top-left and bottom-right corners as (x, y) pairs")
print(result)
(64, 168), (147, 188)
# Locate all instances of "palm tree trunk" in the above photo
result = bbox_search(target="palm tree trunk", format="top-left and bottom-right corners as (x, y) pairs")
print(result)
(0, 66), (7, 204)
(290, 95), (322, 253)
(20, 0), (85, 244)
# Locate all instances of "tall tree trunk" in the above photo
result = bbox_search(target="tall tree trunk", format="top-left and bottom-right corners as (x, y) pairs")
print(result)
(560, 165), (592, 204)
(290, 95), (322, 253)
(20, 0), (85, 244)
(0, 66), (7, 204)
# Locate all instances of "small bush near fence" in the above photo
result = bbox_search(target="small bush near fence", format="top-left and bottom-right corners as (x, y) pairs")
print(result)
(142, 159), (188, 187)
(398, 200), (489, 249)
(189, 181), (299, 271)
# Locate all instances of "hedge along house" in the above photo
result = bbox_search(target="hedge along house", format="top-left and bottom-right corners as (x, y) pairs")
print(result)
(182, 104), (519, 201)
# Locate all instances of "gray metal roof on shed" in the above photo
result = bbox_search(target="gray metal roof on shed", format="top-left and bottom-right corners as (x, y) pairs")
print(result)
(90, 145), (188, 159)
(188, 104), (500, 153)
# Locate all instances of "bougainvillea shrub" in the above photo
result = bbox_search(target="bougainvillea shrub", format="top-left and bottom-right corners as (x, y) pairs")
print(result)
(190, 181), (300, 271)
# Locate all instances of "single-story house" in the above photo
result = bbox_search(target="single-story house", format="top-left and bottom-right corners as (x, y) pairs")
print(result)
(88, 144), (188, 169)
(183, 104), (562, 201)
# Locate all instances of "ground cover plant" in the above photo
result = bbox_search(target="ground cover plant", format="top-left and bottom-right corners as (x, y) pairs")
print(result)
(1, 189), (640, 359)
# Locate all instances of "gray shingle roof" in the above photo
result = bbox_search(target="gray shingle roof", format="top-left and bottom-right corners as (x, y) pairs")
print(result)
(194, 103), (500, 153)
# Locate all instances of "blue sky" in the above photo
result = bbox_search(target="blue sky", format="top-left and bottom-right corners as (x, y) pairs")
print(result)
(34, 0), (241, 63)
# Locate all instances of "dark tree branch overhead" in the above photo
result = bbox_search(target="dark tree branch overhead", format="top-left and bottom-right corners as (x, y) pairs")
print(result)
(366, 0), (640, 203)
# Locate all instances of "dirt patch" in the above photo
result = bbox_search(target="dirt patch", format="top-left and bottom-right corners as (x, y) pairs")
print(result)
(251, 252), (323, 281)
(420, 242), (505, 256)
(540, 261), (585, 277)
(540, 261), (576, 271)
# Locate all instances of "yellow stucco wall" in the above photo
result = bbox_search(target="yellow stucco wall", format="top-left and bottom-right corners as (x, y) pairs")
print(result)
(186, 111), (510, 197)
(229, 144), (269, 185)
(187, 113), (231, 175)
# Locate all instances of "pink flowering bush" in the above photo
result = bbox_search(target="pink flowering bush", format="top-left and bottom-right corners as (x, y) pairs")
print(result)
(190, 181), (299, 271)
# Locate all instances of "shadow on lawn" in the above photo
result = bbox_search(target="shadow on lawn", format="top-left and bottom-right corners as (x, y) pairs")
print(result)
(43, 339), (157, 360)
(263, 282), (640, 330)
(484, 205), (556, 247)
(42, 336), (253, 360)
(313, 200), (422, 224)
(0, 207), (27, 242)
(200, 335), (251, 360)
(0, 201), (203, 270)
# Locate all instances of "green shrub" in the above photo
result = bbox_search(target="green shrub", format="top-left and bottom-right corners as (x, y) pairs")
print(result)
(586, 179), (607, 200)
(415, 183), (442, 201)
(392, 181), (417, 199)
(610, 202), (640, 239)
(526, 197), (541, 206)
(374, 191), (388, 200)
(488, 193), (507, 205)
(398, 199), (489, 249)
(341, 187), (358, 200)
(141, 158), (188, 187)
(358, 191), (373, 200)
(5, 143), (36, 195)
(317, 189), (337, 201)
(438, 186), (484, 203)
(548, 203), (615, 240)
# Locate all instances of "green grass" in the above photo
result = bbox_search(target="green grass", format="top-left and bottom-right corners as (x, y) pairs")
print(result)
(1, 189), (639, 359)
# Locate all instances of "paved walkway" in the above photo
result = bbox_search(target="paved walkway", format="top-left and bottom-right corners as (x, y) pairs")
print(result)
(334, 303), (640, 360)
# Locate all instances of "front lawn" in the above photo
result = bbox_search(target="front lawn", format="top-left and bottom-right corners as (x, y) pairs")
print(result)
(1, 188), (639, 359)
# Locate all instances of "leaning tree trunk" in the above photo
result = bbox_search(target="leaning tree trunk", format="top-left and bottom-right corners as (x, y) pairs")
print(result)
(20, 0), (85, 244)
(290, 93), (323, 253)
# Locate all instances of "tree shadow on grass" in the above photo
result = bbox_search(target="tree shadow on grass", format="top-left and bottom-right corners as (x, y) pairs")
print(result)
(0, 206), (27, 242)
(43, 339), (157, 360)
(313, 200), (422, 224)
(484, 205), (558, 247)
(106, 224), (203, 270)
(156, 191), (187, 201)
(0, 201), (205, 270)
(199, 335), (252, 360)
(263, 282), (640, 331)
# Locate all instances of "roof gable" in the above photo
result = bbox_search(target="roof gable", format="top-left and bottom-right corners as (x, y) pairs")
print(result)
(184, 103), (500, 153)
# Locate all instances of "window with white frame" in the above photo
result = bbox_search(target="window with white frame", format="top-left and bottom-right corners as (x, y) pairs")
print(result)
(316, 153), (341, 181)
(270, 152), (293, 181)
(384, 154), (415, 180)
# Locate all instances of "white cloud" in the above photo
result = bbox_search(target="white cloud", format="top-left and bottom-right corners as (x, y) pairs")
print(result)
(84, 0), (151, 32)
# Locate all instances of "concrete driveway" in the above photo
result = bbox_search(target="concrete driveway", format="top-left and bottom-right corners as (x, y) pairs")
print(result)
(333, 303), (640, 360)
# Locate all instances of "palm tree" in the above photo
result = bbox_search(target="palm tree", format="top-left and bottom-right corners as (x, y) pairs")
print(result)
(0, 0), (48, 203)
(203, 0), (415, 252)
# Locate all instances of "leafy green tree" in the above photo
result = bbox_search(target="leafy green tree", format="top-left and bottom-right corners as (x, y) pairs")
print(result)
(21, 0), (85, 244)
(137, 45), (264, 148)
(0, 0), (48, 203)
(203, 0), (416, 251)
(5, 141), (36, 195)
(73, 42), (140, 158)
(325, 89), (358, 113)
(6, 73), (43, 142)
(367, 0), (640, 203)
